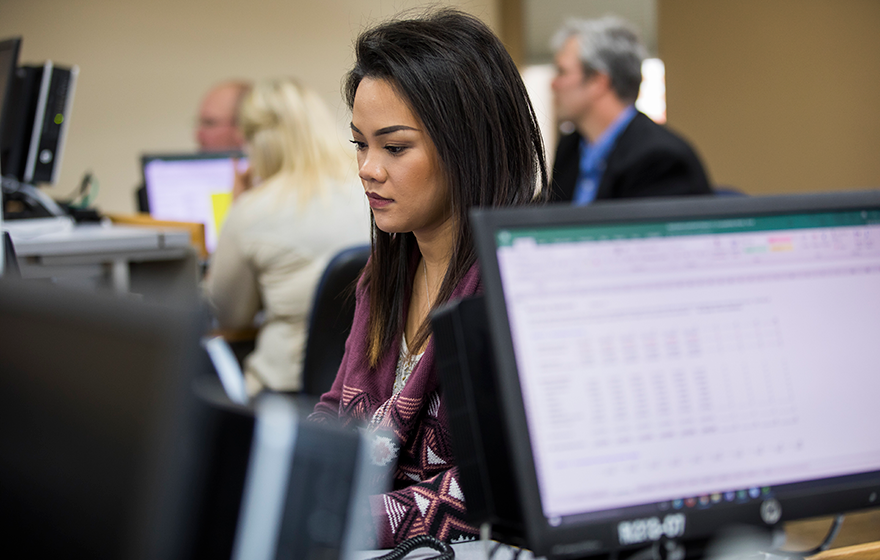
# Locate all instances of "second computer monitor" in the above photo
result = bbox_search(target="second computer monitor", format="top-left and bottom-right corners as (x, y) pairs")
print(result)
(142, 152), (246, 254)
(470, 191), (880, 558)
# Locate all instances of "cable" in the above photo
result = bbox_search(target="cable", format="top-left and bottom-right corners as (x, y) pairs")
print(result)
(59, 170), (90, 205)
(486, 541), (528, 560)
(60, 171), (98, 209)
(626, 544), (659, 560)
(762, 514), (845, 559)
(370, 534), (455, 560)
(80, 173), (99, 208)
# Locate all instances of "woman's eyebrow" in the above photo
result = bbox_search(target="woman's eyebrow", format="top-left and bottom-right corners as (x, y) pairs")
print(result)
(349, 123), (419, 136)
(375, 125), (419, 136)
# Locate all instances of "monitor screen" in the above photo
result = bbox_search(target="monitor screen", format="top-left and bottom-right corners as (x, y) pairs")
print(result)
(142, 152), (246, 253)
(472, 191), (880, 558)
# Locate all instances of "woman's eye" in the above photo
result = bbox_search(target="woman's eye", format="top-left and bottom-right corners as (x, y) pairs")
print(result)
(385, 145), (406, 155)
(349, 140), (367, 151)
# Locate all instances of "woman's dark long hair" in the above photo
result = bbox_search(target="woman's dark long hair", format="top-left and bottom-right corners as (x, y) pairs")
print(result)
(345, 8), (549, 367)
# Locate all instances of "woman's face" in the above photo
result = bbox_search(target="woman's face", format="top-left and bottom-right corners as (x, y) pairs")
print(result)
(351, 78), (452, 238)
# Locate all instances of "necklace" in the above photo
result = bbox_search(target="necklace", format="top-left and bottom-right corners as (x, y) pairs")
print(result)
(423, 258), (431, 314)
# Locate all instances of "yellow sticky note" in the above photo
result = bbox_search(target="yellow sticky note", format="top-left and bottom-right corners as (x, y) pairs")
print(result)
(211, 192), (234, 233)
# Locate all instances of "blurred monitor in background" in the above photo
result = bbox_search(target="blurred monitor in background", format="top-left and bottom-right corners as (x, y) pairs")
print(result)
(0, 37), (21, 148)
(141, 151), (246, 253)
(136, 80), (251, 213)
(1, 36), (79, 220)
(0, 57), (78, 187)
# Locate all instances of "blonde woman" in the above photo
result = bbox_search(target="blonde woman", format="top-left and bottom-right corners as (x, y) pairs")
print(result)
(204, 78), (369, 395)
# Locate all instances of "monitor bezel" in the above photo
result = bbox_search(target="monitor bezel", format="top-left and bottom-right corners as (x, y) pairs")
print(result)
(0, 36), (22, 180)
(141, 150), (246, 164)
(471, 190), (880, 558)
(0, 36), (21, 139)
(0, 278), (210, 558)
(140, 150), (246, 194)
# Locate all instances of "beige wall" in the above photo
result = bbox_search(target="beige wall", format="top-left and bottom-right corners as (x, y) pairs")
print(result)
(0, 0), (498, 213)
(659, 0), (880, 195)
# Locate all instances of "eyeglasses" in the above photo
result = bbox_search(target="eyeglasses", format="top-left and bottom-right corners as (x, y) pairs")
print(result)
(196, 117), (237, 130)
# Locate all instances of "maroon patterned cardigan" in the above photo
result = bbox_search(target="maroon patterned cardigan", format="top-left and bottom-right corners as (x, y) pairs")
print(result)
(310, 260), (482, 548)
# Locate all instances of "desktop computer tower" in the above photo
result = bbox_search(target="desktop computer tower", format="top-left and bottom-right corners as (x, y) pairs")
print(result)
(0, 60), (78, 184)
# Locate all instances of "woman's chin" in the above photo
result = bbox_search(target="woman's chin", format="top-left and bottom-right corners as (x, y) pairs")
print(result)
(372, 216), (407, 235)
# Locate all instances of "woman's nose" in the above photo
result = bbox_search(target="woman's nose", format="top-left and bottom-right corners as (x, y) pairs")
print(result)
(358, 152), (386, 183)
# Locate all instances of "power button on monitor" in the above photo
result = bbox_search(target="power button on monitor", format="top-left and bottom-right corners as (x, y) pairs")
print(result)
(760, 499), (782, 525)
(40, 149), (53, 164)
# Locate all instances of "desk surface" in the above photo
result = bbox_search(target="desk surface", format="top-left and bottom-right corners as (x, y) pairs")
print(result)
(4, 217), (198, 298)
(352, 509), (880, 560)
(6, 217), (190, 257)
(789, 508), (880, 558)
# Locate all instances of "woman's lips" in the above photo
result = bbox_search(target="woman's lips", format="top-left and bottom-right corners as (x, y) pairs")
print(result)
(366, 192), (392, 209)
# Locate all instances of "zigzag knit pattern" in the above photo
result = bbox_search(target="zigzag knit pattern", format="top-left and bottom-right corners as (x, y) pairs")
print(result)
(339, 385), (479, 547)
(374, 467), (477, 545)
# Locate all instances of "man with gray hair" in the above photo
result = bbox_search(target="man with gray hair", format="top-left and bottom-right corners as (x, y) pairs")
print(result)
(549, 17), (711, 204)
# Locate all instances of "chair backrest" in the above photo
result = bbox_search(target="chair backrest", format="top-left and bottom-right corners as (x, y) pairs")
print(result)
(713, 185), (748, 197)
(301, 244), (370, 396)
(2, 231), (20, 278)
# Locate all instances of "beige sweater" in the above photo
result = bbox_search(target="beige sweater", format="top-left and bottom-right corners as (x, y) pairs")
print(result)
(203, 175), (370, 393)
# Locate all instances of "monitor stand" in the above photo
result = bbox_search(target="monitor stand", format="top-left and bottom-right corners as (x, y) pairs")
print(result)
(2, 180), (66, 219)
(563, 525), (785, 560)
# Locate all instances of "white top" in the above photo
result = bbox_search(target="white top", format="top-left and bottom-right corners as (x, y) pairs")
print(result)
(392, 334), (425, 395)
(203, 174), (370, 393)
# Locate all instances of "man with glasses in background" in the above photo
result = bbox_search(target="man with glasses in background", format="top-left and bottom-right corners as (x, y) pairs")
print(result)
(195, 80), (250, 151)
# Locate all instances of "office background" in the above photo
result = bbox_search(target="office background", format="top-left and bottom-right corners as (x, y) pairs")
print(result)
(1, 0), (879, 214)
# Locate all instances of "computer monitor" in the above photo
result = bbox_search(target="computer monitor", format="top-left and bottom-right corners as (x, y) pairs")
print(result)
(0, 279), (209, 559)
(0, 37), (21, 146)
(0, 37), (21, 232)
(467, 191), (880, 559)
(0, 57), (78, 185)
(189, 377), (381, 560)
(142, 152), (246, 253)
(0, 279), (382, 560)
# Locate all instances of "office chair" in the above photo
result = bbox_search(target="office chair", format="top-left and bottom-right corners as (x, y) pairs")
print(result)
(300, 244), (370, 396)
(3, 231), (20, 278)
(136, 183), (150, 213)
(713, 185), (747, 197)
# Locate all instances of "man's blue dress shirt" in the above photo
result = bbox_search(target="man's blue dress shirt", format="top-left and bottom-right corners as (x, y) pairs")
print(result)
(573, 105), (637, 206)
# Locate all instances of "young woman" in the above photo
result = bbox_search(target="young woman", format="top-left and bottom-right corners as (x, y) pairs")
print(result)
(204, 78), (369, 395)
(310, 9), (548, 547)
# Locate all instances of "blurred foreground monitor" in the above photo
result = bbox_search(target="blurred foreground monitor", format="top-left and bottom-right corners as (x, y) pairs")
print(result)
(0, 279), (380, 560)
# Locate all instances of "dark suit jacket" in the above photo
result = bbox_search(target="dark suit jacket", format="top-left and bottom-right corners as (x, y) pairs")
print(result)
(550, 112), (712, 203)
